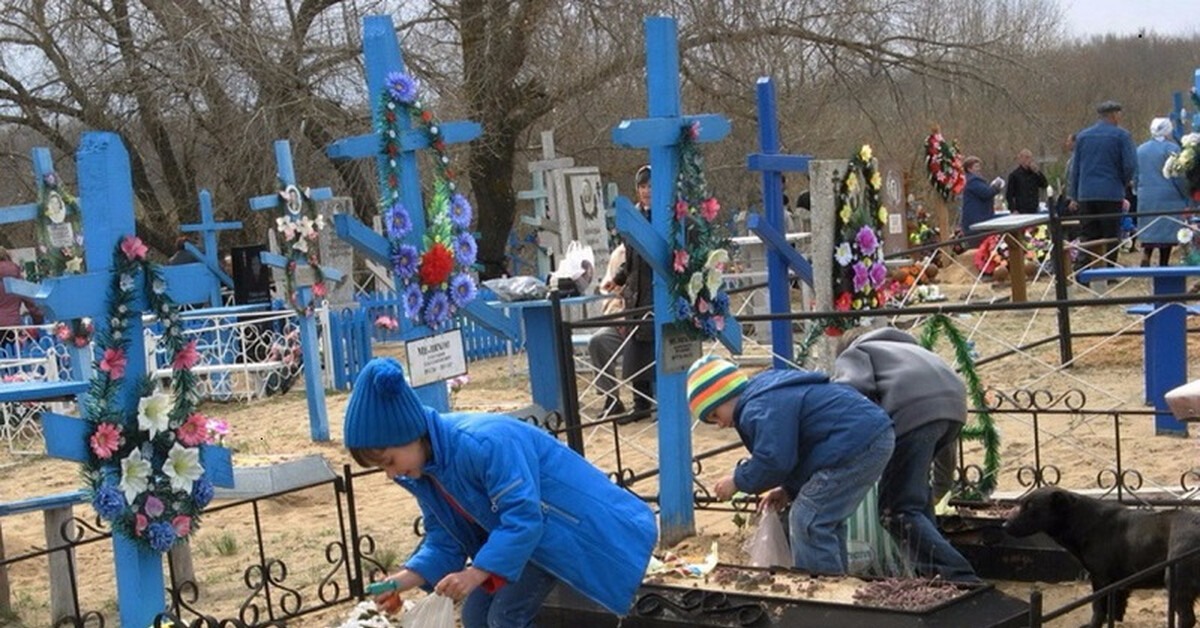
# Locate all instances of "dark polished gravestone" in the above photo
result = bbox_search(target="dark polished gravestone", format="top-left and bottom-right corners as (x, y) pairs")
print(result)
(539, 577), (1029, 628)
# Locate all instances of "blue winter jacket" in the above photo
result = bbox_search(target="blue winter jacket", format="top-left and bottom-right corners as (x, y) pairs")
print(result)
(732, 369), (893, 497)
(397, 408), (658, 615)
(1136, 139), (1189, 244)
(960, 173), (998, 236)
(1069, 120), (1137, 202)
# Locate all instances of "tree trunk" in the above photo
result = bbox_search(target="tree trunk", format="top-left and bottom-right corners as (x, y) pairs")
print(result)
(469, 131), (519, 279)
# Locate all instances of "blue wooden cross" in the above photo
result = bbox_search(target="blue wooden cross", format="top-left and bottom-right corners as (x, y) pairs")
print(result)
(0, 147), (93, 381)
(326, 14), (517, 412)
(1193, 70), (1200, 132)
(1170, 91), (1185, 144)
(611, 16), (742, 545)
(1, 132), (233, 628)
(745, 77), (814, 369)
(181, 189), (240, 307)
(247, 140), (346, 442)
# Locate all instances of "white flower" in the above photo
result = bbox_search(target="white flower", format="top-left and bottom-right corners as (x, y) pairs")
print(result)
(298, 216), (316, 237)
(152, 278), (167, 295)
(704, 269), (724, 299)
(687, 272), (705, 303)
(314, 214), (326, 231)
(704, 249), (729, 271)
(835, 242), (854, 266)
(137, 391), (173, 439)
(1181, 133), (1200, 148)
(292, 236), (310, 253)
(119, 274), (136, 292)
(119, 449), (152, 503)
(162, 443), (204, 493)
(45, 192), (66, 223)
(64, 257), (83, 274)
(1179, 228), (1194, 245)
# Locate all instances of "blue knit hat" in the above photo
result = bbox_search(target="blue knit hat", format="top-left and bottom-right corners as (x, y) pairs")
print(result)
(343, 358), (428, 448)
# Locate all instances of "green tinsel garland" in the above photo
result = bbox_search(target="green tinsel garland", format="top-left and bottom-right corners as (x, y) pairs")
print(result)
(918, 313), (1000, 497)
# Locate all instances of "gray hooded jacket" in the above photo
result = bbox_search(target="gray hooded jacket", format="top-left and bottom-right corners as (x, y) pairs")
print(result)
(832, 328), (967, 436)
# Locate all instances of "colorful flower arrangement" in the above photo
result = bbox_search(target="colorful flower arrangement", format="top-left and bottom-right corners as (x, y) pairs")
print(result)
(379, 71), (478, 330)
(54, 317), (93, 348)
(82, 236), (226, 554)
(34, 171), (86, 280)
(973, 226), (1057, 275)
(1177, 225), (1200, 265)
(906, 202), (940, 247)
(1163, 132), (1200, 199)
(668, 122), (733, 339)
(274, 182), (328, 316)
(831, 145), (889, 334)
(924, 127), (966, 201)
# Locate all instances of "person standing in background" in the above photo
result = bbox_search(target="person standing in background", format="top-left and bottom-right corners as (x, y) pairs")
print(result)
(1069, 100), (1138, 269)
(1005, 149), (1048, 214)
(1135, 117), (1190, 267)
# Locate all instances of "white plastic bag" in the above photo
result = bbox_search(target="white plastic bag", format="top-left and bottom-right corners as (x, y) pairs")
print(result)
(399, 593), (454, 628)
(743, 510), (792, 568)
(549, 241), (595, 294)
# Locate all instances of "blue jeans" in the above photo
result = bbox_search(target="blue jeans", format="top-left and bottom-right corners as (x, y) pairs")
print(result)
(878, 420), (980, 583)
(461, 562), (558, 628)
(788, 428), (894, 574)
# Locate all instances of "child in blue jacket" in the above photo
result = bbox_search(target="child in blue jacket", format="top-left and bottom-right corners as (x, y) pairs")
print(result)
(687, 357), (894, 575)
(344, 358), (657, 626)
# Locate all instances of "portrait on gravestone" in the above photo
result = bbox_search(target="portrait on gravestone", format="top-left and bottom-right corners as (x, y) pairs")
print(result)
(283, 184), (304, 216)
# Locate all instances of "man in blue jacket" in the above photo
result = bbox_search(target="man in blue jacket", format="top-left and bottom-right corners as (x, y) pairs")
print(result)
(687, 357), (894, 575)
(344, 358), (657, 626)
(1069, 100), (1138, 271)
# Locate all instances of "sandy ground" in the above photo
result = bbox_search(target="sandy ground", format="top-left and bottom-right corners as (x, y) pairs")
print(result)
(2, 248), (1200, 627)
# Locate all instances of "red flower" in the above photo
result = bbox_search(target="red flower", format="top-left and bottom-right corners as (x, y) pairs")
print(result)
(835, 291), (853, 311)
(387, 143), (398, 156)
(434, 139), (445, 152)
(419, 244), (454, 287)
(312, 282), (327, 298)
(385, 111), (396, 123)
(120, 236), (148, 261)
(100, 348), (127, 380)
(177, 413), (209, 447)
(172, 339), (200, 371)
(421, 110), (433, 123)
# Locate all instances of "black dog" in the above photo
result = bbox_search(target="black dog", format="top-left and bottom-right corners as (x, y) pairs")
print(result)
(1005, 486), (1200, 628)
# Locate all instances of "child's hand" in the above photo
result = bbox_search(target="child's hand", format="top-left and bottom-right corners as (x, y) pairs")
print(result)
(434, 566), (490, 601)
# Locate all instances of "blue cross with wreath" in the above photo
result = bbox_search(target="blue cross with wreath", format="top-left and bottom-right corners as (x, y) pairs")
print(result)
(1, 132), (234, 628)
(610, 16), (742, 546)
(327, 14), (517, 411)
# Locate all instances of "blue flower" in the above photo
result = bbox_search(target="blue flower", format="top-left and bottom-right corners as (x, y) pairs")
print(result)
(403, 284), (424, 320)
(392, 244), (419, 279)
(713, 291), (730, 314)
(387, 203), (411, 239)
(453, 233), (477, 267)
(424, 291), (451, 329)
(92, 485), (126, 521)
(146, 520), (177, 553)
(192, 478), (214, 510)
(450, 273), (476, 307)
(702, 316), (719, 337)
(449, 194), (473, 229)
(385, 71), (419, 104)
(674, 296), (693, 321)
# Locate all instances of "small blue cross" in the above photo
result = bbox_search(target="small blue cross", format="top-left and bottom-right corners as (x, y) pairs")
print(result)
(1, 132), (233, 628)
(181, 189), (241, 307)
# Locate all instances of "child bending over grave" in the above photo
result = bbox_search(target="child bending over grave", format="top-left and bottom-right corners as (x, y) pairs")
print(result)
(343, 357), (658, 627)
(687, 356), (894, 575)
(833, 326), (981, 583)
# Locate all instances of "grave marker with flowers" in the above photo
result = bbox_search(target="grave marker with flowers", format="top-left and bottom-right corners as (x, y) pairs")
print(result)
(2, 132), (233, 628)
(923, 126), (965, 250)
(326, 14), (517, 412)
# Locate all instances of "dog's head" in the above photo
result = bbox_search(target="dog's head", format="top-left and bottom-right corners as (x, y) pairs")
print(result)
(1004, 486), (1077, 537)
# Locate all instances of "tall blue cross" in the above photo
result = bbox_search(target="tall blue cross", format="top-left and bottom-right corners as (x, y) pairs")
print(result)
(247, 140), (346, 442)
(1170, 91), (1185, 144)
(1, 132), (233, 628)
(745, 77), (814, 369)
(611, 16), (742, 546)
(326, 14), (517, 412)
(181, 189), (240, 307)
(1192, 70), (1200, 133)
(0, 147), (93, 381)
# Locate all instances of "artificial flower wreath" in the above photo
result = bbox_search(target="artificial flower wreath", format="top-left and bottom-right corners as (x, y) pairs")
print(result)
(83, 236), (226, 553)
(831, 144), (890, 333)
(379, 72), (478, 330)
(1163, 131), (1200, 199)
(35, 171), (86, 279)
(924, 126), (966, 201)
(668, 121), (732, 339)
(274, 181), (328, 315)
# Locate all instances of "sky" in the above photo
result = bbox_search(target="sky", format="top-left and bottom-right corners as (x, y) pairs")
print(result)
(1062, 0), (1200, 38)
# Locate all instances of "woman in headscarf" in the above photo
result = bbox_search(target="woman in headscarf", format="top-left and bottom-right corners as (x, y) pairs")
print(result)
(1135, 117), (1190, 267)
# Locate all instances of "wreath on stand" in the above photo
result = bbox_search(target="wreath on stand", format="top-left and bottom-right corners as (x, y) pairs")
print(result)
(668, 121), (732, 339)
(274, 182), (328, 316)
(83, 236), (225, 553)
(924, 126), (966, 201)
(379, 71), (478, 330)
(34, 171), (86, 280)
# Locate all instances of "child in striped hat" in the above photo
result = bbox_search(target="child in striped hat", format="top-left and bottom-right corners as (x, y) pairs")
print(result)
(687, 356), (894, 575)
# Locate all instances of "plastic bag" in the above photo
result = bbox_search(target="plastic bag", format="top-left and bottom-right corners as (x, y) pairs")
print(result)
(549, 241), (595, 295)
(482, 276), (548, 302)
(743, 509), (792, 568)
(399, 594), (454, 628)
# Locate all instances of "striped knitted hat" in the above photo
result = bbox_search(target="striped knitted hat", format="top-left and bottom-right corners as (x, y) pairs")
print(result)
(687, 357), (748, 422)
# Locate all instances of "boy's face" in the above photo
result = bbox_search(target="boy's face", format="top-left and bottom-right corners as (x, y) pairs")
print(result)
(705, 397), (738, 429)
(636, 182), (651, 207)
(374, 441), (428, 480)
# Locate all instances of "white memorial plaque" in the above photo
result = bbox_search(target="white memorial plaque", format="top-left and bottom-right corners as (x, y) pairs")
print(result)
(47, 222), (76, 248)
(406, 329), (468, 388)
(661, 329), (702, 374)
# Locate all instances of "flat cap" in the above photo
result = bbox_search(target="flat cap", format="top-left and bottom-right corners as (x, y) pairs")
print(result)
(1096, 100), (1122, 114)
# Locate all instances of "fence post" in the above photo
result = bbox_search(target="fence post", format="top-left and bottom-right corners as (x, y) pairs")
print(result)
(549, 293), (584, 454)
(1048, 207), (1074, 366)
(1028, 589), (1042, 628)
(44, 505), (77, 626)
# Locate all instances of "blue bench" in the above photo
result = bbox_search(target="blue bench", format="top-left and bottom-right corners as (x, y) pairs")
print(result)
(1126, 304), (1200, 317)
(0, 490), (88, 623)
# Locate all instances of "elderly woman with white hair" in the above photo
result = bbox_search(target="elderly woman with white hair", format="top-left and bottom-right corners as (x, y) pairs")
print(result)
(1135, 117), (1190, 267)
